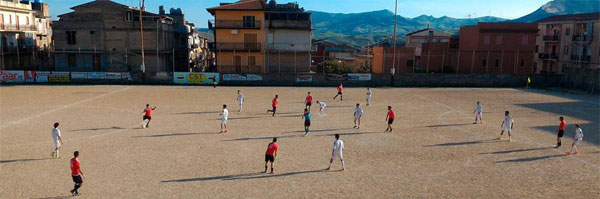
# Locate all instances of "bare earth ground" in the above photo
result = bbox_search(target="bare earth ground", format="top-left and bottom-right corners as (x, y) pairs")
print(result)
(0, 86), (598, 199)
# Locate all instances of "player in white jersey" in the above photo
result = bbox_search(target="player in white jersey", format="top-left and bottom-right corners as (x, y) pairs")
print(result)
(567, 124), (583, 155)
(51, 122), (63, 158)
(219, 104), (229, 133)
(366, 88), (372, 106)
(327, 134), (345, 171)
(353, 103), (363, 129)
(317, 100), (326, 115)
(472, 101), (483, 124)
(237, 90), (244, 112)
(497, 111), (514, 141)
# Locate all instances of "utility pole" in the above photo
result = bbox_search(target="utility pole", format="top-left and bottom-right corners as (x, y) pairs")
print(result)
(392, 0), (398, 76)
(139, 0), (146, 74)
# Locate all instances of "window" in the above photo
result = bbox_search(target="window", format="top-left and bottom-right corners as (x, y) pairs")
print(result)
(90, 31), (95, 35)
(407, 60), (414, 67)
(535, 45), (539, 53)
(483, 35), (490, 45)
(15, 15), (19, 29)
(428, 31), (434, 37)
(495, 59), (500, 67)
(0, 14), (4, 29)
(242, 16), (256, 28)
(66, 31), (77, 45)
(68, 54), (76, 67)
(520, 59), (525, 67)
(124, 11), (133, 22)
(25, 16), (29, 25)
(522, 35), (528, 46)
(563, 45), (569, 54)
(495, 35), (502, 45)
(565, 28), (570, 36)
(482, 59), (487, 67)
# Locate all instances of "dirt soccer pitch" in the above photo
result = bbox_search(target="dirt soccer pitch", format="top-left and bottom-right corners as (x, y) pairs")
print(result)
(0, 85), (598, 198)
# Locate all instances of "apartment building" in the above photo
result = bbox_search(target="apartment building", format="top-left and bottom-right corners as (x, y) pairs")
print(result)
(535, 13), (599, 73)
(458, 22), (537, 74)
(0, 0), (51, 70)
(208, 0), (312, 74)
(405, 28), (451, 57)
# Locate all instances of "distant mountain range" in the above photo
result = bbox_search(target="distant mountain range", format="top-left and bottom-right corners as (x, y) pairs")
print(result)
(309, 0), (599, 47)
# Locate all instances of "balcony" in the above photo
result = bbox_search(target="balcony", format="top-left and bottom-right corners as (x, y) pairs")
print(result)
(542, 35), (560, 42)
(267, 20), (311, 30)
(213, 42), (261, 52)
(208, 20), (261, 29)
(571, 54), (591, 62)
(572, 35), (593, 42)
(268, 43), (311, 52)
(0, 24), (36, 32)
(538, 53), (558, 60)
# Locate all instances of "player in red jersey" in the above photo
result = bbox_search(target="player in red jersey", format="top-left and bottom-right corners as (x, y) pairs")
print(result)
(267, 95), (279, 116)
(333, 84), (343, 101)
(385, 106), (395, 132)
(305, 92), (313, 111)
(70, 151), (86, 196)
(264, 138), (279, 174)
(142, 104), (156, 128)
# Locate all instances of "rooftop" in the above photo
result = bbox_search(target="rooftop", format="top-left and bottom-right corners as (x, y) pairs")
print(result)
(537, 12), (600, 23)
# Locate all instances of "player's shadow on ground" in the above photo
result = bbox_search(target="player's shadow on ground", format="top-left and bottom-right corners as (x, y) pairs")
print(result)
(161, 169), (326, 182)
(34, 196), (72, 199)
(425, 123), (473, 128)
(134, 132), (220, 138)
(315, 132), (385, 137)
(479, 147), (554, 155)
(174, 111), (220, 115)
(221, 134), (299, 142)
(423, 139), (502, 147)
(326, 105), (354, 108)
(495, 154), (567, 163)
(0, 158), (52, 164)
(283, 128), (350, 134)
(70, 126), (125, 132)
(210, 116), (262, 120)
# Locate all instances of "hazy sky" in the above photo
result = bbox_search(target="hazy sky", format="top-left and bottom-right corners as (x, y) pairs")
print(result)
(45, 0), (550, 27)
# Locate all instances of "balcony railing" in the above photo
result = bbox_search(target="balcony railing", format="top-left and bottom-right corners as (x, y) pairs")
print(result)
(209, 20), (261, 29)
(571, 54), (591, 62)
(573, 35), (593, 42)
(538, 53), (558, 60)
(267, 43), (311, 52)
(213, 42), (261, 51)
(267, 20), (311, 30)
(0, 24), (36, 32)
(542, 35), (560, 41)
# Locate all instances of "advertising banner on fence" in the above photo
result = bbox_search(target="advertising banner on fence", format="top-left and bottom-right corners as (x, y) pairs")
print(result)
(36, 71), (50, 83)
(222, 74), (247, 81)
(87, 72), (105, 79)
(174, 72), (220, 85)
(296, 75), (313, 83)
(0, 70), (25, 83)
(71, 72), (88, 79)
(121, 72), (131, 80)
(247, 74), (263, 81)
(105, 72), (122, 80)
(48, 72), (70, 83)
(325, 74), (348, 81)
(348, 73), (372, 81)
(24, 71), (36, 82)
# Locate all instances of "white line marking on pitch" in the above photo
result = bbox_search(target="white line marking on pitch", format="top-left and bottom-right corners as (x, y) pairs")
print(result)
(417, 94), (600, 171)
(0, 87), (131, 129)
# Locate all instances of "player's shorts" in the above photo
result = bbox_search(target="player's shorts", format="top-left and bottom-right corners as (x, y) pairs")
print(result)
(573, 138), (582, 145)
(306, 102), (312, 106)
(265, 154), (275, 162)
(54, 140), (61, 148)
(72, 175), (83, 184)
(475, 111), (482, 117)
(503, 125), (511, 131)
(272, 106), (277, 112)
(143, 115), (152, 120)
(388, 118), (394, 124)
(337, 91), (343, 95)
(304, 120), (311, 127)
(332, 151), (343, 159)
(221, 119), (227, 124)
(558, 130), (565, 137)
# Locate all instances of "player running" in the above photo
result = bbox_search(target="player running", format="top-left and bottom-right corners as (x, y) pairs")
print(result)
(51, 122), (63, 159)
(70, 151), (86, 196)
(219, 104), (229, 133)
(305, 92), (313, 111)
(302, 108), (311, 136)
(366, 88), (372, 106)
(142, 104), (156, 128)
(385, 106), (395, 132)
(472, 101), (483, 124)
(317, 100), (326, 115)
(497, 111), (514, 141)
(555, 116), (566, 148)
(267, 95), (279, 116)
(353, 103), (363, 129)
(566, 124), (583, 155)
(264, 138), (279, 174)
(333, 84), (343, 101)
(237, 90), (245, 112)
(326, 134), (345, 171)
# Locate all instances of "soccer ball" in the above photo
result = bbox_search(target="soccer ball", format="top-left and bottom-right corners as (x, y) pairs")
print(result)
(50, 151), (55, 158)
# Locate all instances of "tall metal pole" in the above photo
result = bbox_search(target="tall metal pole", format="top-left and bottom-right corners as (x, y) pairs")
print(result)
(392, 0), (398, 74)
(156, 19), (159, 72)
(139, 0), (146, 73)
